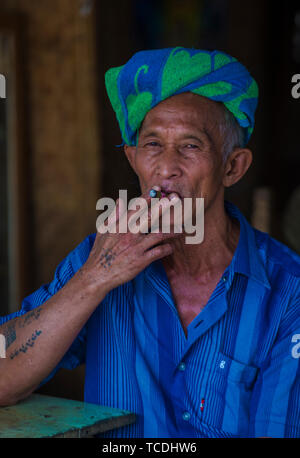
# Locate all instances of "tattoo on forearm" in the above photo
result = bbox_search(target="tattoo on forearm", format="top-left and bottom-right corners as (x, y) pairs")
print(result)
(0, 307), (43, 351)
(18, 308), (42, 328)
(99, 248), (116, 269)
(9, 330), (42, 360)
(2, 320), (17, 349)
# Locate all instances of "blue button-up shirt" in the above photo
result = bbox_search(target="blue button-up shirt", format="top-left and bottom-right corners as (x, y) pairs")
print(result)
(1, 201), (300, 437)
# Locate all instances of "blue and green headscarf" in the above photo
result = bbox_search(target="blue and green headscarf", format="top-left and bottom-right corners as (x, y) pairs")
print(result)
(105, 47), (258, 146)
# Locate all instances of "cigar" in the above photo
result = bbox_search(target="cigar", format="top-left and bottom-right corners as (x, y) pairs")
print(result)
(149, 189), (166, 198)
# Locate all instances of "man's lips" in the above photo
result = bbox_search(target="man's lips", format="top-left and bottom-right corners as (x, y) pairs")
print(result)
(150, 185), (183, 200)
(160, 188), (182, 199)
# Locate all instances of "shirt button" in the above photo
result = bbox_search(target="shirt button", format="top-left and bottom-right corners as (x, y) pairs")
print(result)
(178, 362), (186, 371)
(182, 411), (191, 421)
(222, 275), (227, 282)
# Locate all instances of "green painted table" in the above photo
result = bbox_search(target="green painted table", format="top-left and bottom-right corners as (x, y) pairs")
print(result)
(0, 393), (136, 438)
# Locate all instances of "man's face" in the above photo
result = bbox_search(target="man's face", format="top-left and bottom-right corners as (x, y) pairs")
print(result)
(125, 92), (228, 211)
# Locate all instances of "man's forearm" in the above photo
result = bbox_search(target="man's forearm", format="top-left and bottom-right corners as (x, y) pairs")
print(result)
(0, 268), (107, 406)
(0, 197), (179, 406)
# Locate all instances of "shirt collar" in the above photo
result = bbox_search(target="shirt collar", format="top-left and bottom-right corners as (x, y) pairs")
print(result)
(224, 200), (271, 289)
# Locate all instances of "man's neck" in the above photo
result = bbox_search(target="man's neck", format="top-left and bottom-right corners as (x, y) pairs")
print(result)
(162, 202), (240, 280)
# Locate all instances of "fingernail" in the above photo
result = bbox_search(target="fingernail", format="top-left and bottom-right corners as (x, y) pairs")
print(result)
(169, 193), (180, 201)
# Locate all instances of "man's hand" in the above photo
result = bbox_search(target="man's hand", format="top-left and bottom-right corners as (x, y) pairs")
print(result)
(80, 187), (182, 298)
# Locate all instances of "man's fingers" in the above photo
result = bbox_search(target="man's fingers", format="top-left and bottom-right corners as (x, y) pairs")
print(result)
(139, 197), (172, 233)
(97, 186), (183, 240)
(143, 242), (173, 261)
(138, 230), (182, 252)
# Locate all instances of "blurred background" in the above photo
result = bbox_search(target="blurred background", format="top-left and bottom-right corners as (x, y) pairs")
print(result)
(0, 0), (299, 400)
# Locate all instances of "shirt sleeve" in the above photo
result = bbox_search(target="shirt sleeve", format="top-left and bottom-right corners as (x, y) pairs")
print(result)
(249, 289), (300, 438)
(0, 233), (96, 385)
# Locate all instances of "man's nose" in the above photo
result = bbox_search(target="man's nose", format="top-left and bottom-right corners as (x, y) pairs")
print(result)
(155, 146), (182, 179)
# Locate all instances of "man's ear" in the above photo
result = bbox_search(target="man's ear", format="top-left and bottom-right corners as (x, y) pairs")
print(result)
(124, 144), (137, 173)
(223, 148), (253, 188)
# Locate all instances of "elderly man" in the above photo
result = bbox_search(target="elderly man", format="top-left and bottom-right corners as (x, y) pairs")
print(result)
(0, 47), (299, 438)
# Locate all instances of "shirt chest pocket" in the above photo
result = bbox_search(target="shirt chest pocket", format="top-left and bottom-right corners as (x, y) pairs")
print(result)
(194, 352), (259, 436)
(215, 352), (259, 389)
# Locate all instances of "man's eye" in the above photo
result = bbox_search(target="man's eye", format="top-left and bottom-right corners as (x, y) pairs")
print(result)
(145, 141), (160, 147)
(185, 144), (199, 149)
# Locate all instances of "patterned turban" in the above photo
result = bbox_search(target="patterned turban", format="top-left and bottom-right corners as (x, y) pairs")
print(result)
(105, 46), (258, 146)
